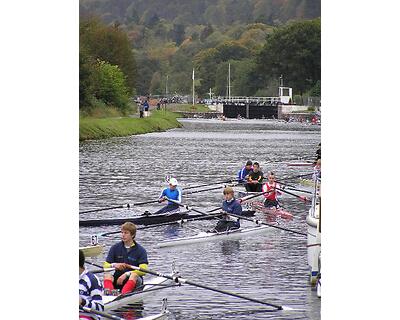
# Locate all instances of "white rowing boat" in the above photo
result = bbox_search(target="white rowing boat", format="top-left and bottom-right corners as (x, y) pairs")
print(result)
(79, 244), (104, 257)
(137, 298), (170, 320)
(157, 224), (271, 248)
(104, 274), (174, 311)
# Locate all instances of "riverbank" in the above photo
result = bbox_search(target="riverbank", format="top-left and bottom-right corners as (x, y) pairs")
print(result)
(79, 110), (182, 141)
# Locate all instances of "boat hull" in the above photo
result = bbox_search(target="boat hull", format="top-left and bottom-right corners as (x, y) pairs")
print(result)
(79, 210), (255, 227)
(79, 244), (103, 257)
(157, 224), (271, 248)
(306, 205), (321, 285)
(248, 201), (293, 220)
(104, 275), (172, 311)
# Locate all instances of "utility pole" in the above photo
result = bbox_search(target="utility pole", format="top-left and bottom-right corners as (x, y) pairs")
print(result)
(166, 75), (168, 97)
(208, 88), (213, 100)
(192, 69), (195, 106)
(228, 63), (231, 100)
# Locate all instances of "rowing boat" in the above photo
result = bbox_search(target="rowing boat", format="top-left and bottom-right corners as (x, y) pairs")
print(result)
(284, 161), (314, 167)
(79, 209), (191, 227)
(104, 274), (174, 312)
(138, 298), (169, 320)
(79, 209), (255, 227)
(79, 244), (103, 257)
(248, 201), (293, 220)
(157, 224), (271, 248)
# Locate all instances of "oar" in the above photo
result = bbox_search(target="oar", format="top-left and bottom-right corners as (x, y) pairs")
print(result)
(128, 265), (292, 311)
(275, 187), (310, 203)
(278, 172), (314, 182)
(182, 178), (237, 190)
(79, 204), (129, 215)
(207, 190), (274, 213)
(80, 306), (124, 320)
(166, 198), (306, 236)
(79, 199), (161, 215)
(85, 261), (103, 268)
(100, 213), (224, 236)
(90, 267), (115, 274)
(183, 185), (227, 195)
(282, 186), (313, 194)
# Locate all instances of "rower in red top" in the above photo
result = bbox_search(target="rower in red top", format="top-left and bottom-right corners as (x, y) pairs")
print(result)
(261, 172), (282, 209)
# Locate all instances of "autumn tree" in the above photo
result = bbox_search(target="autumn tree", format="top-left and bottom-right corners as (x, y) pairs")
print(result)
(257, 18), (321, 95)
(80, 17), (137, 93)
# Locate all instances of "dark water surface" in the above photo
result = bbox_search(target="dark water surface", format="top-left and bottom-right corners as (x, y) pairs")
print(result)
(80, 118), (321, 320)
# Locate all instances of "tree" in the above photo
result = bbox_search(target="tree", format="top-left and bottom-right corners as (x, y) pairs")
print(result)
(80, 17), (137, 94)
(257, 18), (321, 95)
(93, 60), (131, 112)
(169, 23), (185, 45)
(200, 24), (214, 42)
(79, 46), (96, 108)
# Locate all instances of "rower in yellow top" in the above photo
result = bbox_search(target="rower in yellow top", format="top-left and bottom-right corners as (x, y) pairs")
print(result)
(103, 222), (148, 295)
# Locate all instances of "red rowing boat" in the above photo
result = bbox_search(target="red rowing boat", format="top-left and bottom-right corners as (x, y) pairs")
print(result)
(249, 201), (293, 220)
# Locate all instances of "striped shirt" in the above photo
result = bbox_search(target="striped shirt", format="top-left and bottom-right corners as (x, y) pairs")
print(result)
(79, 269), (104, 320)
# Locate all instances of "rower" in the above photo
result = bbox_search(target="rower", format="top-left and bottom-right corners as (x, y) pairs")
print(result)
(245, 162), (264, 192)
(103, 222), (148, 295)
(210, 187), (243, 233)
(79, 250), (104, 320)
(237, 160), (253, 184)
(262, 172), (282, 209)
(154, 177), (182, 214)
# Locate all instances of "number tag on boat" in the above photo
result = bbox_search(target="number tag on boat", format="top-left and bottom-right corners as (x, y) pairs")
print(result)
(91, 234), (99, 245)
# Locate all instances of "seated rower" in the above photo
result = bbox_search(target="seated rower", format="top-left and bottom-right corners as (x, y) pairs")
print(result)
(103, 222), (148, 295)
(245, 162), (264, 192)
(154, 178), (182, 215)
(79, 249), (104, 320)
(262, 172), (282, 209)
(237, 160), (253, 184)
(211, 187), (243, 232)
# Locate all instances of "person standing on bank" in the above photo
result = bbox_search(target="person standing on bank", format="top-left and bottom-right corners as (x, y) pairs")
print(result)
(139, 103), (144, 118)
(246, 162), (264, 192)
(103, 222), (148, 295)
(154, 177), (182, 214)
(143, 99), (150, 117)
(79, 250), (104, 320)
(211, 187), (243, 232)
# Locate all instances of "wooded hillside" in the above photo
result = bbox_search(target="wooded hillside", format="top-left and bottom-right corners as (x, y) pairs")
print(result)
(79, 0), (320, 109)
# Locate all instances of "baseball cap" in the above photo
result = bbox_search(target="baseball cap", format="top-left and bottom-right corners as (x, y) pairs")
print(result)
(169, 178), (178, 186)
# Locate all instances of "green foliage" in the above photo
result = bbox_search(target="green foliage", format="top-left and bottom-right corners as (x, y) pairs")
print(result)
(94, 60), (131, 112)
(80, 1), (321, 97)
(79, 46), (96, 108)
(80, 17), (137, 93)
(257, 18), (321, 94)
(169, 23), (185, 45)
(308, 80), (321, 96)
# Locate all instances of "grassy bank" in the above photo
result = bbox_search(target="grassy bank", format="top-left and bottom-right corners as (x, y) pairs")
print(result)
(79, 110), (182, 141)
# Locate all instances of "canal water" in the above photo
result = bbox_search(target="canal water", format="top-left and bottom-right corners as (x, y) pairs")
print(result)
(79, 118), (321, 320)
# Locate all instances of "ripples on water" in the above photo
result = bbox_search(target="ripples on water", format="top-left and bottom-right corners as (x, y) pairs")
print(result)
(80, 119), (321, 319)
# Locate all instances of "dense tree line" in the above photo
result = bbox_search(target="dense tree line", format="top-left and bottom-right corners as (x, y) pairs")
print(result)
(80, 0), (320, 27)
(79, 1), (320, 104)
(79, 17), (136, 112)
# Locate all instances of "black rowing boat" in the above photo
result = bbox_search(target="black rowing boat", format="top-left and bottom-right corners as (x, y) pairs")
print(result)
(79, 210), (255, 227)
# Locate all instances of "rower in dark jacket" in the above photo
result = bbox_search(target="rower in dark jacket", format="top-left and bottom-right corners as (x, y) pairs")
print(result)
(103, 222), (148, 295)
(211, 187), (243, 232)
